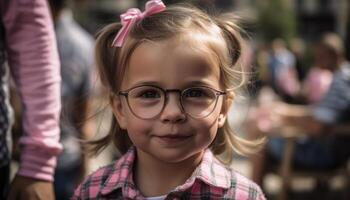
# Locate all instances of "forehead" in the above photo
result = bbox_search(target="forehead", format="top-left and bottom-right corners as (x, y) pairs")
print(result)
(123, 36), (223, 88)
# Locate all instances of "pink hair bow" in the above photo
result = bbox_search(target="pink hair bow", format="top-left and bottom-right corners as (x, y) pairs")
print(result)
(112, 0), (166, 47)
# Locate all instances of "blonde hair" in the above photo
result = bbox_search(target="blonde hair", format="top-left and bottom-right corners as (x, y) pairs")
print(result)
(89, 4), (264, 165)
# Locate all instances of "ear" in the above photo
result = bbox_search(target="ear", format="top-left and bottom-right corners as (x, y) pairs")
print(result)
(218, 91), (234, 128)
(111, 96), (127, 129)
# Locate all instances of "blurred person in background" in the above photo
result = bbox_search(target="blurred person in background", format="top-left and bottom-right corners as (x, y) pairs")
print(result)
(289, 37), (307, 83)
(266, 38), (300, 103)
(48, 0), (95, 199)
(246, 32), (350, 190)
(0, 0), (62, 199)
(267, 33), (350, 164)
(300, 33), (341, 104)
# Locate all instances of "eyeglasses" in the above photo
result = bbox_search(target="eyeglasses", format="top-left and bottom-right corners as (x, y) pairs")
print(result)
(118, 85), (226, 119)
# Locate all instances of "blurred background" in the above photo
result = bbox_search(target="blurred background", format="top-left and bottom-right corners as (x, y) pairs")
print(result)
(74, 0), (349, 52)
(10, 0), (350, 200)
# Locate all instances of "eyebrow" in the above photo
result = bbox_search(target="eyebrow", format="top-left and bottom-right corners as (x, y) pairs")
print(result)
(130, 81), (162, 88)
(129, 80), (217, 89)
(184, 80), (217, 87)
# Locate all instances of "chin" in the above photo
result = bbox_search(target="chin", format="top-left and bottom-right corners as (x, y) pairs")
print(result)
(151, 148), (203, 164)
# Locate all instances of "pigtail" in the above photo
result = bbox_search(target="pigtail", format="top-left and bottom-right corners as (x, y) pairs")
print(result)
(212, 121), (266, 165)
(210, 14), (266, 164)
(215, 14), (243, 66)
(214, 14), (246, 90)
(83, 23), (132, 157)
(95, 23), (121, 92)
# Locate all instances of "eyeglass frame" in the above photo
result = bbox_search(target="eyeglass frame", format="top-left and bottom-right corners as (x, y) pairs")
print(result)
(117, 84), (227, 119)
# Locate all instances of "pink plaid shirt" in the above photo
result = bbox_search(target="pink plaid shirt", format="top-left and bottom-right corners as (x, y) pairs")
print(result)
(72, 147), (265, 199)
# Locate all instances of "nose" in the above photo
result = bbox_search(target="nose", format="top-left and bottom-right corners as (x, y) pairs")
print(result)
(160, 93), (186, 123)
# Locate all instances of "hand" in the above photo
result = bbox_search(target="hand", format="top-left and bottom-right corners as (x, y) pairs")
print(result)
(8, 175), (55, 200)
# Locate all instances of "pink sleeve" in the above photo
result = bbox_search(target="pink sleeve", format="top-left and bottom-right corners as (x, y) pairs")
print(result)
(2, 0), (62, 181)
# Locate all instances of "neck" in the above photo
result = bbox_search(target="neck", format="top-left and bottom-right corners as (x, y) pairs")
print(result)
(134, 149), (203, 197)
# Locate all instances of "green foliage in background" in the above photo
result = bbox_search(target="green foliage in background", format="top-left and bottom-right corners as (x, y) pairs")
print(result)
(256, 0), (297, 42)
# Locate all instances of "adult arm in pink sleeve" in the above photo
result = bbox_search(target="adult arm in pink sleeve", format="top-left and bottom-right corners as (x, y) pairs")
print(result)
(2, 0), (62, 181)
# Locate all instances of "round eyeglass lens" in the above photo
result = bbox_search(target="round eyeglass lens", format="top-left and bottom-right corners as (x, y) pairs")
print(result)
(181, 87), (218, 118)
(127, 86), (165, 119)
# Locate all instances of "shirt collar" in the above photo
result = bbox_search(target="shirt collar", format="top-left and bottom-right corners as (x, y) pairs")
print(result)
(100, 147), (231, 196)
(100, 146), (139, 197)
(175, 149), (231, 191)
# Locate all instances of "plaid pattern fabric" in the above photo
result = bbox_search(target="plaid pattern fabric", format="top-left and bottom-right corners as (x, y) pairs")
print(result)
(0, 75), (10, 168)
(72, 147), (265, 200)
(0, 72), (10, 167)
(0, 21), (10, 167)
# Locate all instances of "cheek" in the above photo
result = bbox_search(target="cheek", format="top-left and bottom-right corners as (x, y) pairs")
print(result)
(124, 114), (155, 142)
(192, 109), (221, 138)
(126, 115), (151, 132)
(205, 121), (220, 139)
(125, 119), (150, 148)
(205, 102), (224, 137)
(193, 118), (220, 150)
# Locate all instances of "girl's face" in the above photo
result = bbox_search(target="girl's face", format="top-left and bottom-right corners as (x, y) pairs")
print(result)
(112, 38), (230, 164)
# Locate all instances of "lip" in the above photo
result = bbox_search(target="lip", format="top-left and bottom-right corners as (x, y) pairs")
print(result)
(155, 134), (193, 144)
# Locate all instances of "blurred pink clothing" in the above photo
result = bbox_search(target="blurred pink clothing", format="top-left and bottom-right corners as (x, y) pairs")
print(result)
(277, 68), (300, 97)
(303, 67), (333, 104)
(2, 0), (62, 181)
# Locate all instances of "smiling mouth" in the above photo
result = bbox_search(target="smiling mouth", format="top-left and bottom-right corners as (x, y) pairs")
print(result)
(156, 134), (192, 144)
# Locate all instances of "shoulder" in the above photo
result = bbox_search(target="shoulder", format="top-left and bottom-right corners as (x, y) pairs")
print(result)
(56, 15), (94, 61)
(338, 62), (350, 82)
(225, 169), (266, 200)
(72, 148), (136, 199)
(72, 163), (115, 199)
(57, 28), (94, 59)
(312, 63), (350, 117)
(200, 151), (266, 199)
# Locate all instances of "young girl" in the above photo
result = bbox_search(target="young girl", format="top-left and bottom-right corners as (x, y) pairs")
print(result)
(72, 0), (265, 199)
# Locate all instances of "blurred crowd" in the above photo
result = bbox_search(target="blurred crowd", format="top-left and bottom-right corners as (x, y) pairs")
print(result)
(243, 33), (350, 199)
